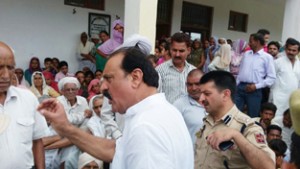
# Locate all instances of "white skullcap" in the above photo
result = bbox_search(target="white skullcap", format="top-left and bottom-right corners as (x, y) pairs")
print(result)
(117, 34), (152, 55)
(58, 77), (81, 92)
(78, 153), (103, 169)
(91, 34), (99, 39)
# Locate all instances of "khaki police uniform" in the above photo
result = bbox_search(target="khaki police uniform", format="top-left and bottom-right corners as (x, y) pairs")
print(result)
(194, 105), (275, 169)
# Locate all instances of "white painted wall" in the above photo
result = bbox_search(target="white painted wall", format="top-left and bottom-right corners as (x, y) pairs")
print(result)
(171, 0), (285, 42)
(0, 0), (124, 73)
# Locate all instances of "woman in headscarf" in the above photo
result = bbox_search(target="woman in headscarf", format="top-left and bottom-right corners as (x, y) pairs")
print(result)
(87, 79), (101, 102)
(203, 36), (220, 73)
(230, 39), (248, 78)
(87, 95), (106, 137)
(96, 19), (124, 71)
(30, 71), (60, 98)
(42, 71), (59, 92)
(24, 57), (43, 85)
(208, 44), (232, 71)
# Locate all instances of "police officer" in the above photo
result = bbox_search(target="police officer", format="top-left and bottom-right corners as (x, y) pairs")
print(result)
(194, 71), (275, 169)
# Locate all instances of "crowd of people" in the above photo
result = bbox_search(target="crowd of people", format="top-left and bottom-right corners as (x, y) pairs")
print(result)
(0, 24), (300, 169)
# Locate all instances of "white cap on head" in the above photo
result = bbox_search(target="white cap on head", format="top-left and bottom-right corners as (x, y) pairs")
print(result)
(58, 77), (81, 92)
(78, 153), (103, 169)
(116, 34), (152, 55)
(91, 34), (99, 40)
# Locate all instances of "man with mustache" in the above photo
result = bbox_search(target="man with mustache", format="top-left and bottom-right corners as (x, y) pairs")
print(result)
(38, 46), (194, 169)
(269, 38), (300, 119)
(253, 102), (277, 134)
(194, 71), (275, 169)
(156, 32), (196, 103)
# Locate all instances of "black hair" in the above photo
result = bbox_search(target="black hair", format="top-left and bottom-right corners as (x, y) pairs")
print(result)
(199, 71), (236, 101)
(100, 30), (109, 36)
(95, 69), (103, 74)
(84, 70), (95, 78)
(250, 33), (265, 46)
(267, 125), (282, 135)
(58, 61), (68, 69)
(171, 32), (191, 47)
(283, 109), (290, 116)
(290, 132), (300, 168)
(44, 57), (52, 63)
(110, 47), (159, 88)
(260, 102), (277, 115)
(285, 38), (300, 51)
(257, 29), (270, 36)
(146, 54), (158, 64)
(52, 57), (60, 63)
(75, 70), (84, 76)
(268, 139), (287, 156)
(267, 41), (281, 50)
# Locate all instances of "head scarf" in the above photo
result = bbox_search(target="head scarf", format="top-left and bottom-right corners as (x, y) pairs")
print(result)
(88, 95), (103, 117)
(214, 44), (232, 69)
(88, 79), (100, 97)
(78, 153), (103, 169)
(209, 36), (220, 56)
(28, 57), (42, 73)
(231, 39), (247, 66)
(30, 71), (53, 97)
(58, 77), (81, 92)
(98, 19), (124, 55)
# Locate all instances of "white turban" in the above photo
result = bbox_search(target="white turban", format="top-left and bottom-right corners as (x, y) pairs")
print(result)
(78, 153), (103, 169)
(117, 34), (152, 55)
(58, 77), (81, 92)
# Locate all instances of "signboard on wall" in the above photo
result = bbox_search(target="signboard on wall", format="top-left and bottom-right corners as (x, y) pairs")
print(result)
(88, 13), (111, 37)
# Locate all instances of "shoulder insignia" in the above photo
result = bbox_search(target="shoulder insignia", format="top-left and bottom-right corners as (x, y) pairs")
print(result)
(195, 125), (206, 138)
(255, 133), (266, 144)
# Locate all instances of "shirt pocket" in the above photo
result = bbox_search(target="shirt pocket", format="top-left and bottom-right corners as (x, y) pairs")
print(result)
(16, 118), (35, 143)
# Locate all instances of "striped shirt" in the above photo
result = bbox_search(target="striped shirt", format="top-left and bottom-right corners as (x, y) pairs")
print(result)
(156, 60), (196, 103)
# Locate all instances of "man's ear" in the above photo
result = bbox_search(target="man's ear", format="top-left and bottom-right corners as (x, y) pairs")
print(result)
(222, 89), (231, 101)
(130, 68), (143, 88)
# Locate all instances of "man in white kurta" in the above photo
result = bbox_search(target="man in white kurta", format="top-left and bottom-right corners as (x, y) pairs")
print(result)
(38, 46), (194, 169)
(269, 38), (300, 118)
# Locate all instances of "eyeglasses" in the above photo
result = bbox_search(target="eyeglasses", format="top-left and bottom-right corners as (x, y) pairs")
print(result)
(64, 88), (78, 92)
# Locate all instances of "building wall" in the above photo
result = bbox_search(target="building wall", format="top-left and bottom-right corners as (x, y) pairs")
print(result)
(0, 0), (124, 73)
(171, 0), (285, 42)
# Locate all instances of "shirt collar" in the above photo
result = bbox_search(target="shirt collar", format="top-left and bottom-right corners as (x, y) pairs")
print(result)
(125, 93), (164, 117)
(250, 48), (264, 55)
(205, 105), (239, 126)
(4, 86), (18, 103)
(187, 95), (203, 107)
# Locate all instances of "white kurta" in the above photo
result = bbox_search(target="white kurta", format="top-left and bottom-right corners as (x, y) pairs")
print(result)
(269, 55), (300, 117)
(111, 93), (193, 169)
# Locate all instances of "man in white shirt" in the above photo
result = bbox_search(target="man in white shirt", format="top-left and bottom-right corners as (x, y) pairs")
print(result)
(173, 69), (206, 147)
(38, 46), (194, 169)
(0, 41), (48, 168)
(43, 77), (91, 168)
(156, 32), (196, 103)
(269, 38), (300, 118)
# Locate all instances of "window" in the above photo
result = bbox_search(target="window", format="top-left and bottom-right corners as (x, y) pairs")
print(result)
(65, 0), (105, 11)
(156, 0), (173, 39)
(228, 11), (248, 32)
(181, 2), (213, 41)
